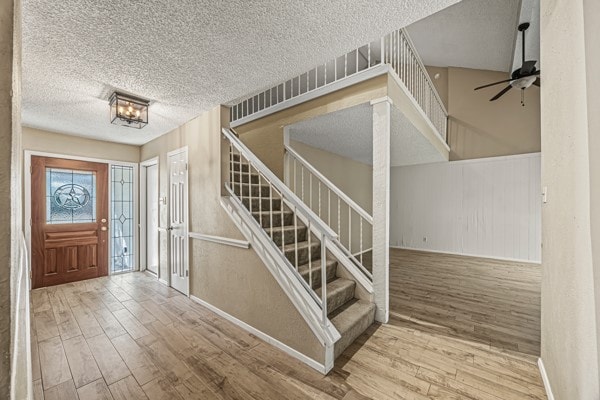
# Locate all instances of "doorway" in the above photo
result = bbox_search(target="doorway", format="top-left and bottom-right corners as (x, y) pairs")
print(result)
(141, 159), (159, 276)
(31, 156), (109, 289)
(167, 147), (189, 295)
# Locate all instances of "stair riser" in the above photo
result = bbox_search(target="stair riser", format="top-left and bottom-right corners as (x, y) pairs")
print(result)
(270, 227), (308, 246)
(333, 306), (376, 360)
(326, 283), (356, 315)
(285, 243), (321, 266)
(233, 184), (272, 197)
(253, 213), (294, 228)
(232, 173), (260, 184)
(242, 198), (282, 212)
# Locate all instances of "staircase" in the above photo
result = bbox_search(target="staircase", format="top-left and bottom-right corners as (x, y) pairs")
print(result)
(223, 128), (376, 367)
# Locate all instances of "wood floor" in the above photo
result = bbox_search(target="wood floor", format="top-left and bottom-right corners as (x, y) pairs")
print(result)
(32, 272), (546, 399)
(389, 248), (542, 356)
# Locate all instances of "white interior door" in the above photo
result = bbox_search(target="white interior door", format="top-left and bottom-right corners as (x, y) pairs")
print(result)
(168, 148), (189, 295)
(145, 163), (159, 275)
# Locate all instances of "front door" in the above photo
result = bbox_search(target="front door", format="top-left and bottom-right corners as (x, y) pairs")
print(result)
(168, 148), (189, 295)
(31, 157), (109, 289)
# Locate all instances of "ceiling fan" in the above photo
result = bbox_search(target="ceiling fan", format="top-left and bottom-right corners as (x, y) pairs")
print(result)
(474, 22), (540, 105)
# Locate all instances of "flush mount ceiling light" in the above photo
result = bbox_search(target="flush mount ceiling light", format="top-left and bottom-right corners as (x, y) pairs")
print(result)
(109, 92), (149, 129)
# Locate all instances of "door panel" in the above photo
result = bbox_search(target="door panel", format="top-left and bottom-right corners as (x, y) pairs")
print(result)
(32, 156), (109, 289)
(168, 149), (188, 295)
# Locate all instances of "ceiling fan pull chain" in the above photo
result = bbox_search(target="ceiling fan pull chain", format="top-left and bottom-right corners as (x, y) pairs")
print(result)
(521, 88), (525, 106)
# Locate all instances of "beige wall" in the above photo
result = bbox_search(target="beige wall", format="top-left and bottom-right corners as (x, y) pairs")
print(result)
(23, 127), (140, 163)
(1, 0), (17, 396)
(140, 106), (325, 364)
(541, 0), (600, 398)
(583, 0), (600, 389)
(426, 66), (541, 160)
(236, 75), (387, 179)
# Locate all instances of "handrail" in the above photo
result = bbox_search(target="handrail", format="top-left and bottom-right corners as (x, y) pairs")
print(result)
(223, 128), (338, 239)
(400, 28), (448, 116)
(188, 232), (250, 249)
(285, 145), (373, 224)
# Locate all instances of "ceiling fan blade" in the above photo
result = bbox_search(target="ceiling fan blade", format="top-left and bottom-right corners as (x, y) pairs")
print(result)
(474, 78), (515, 91)
(533, 77), (540, 87)
(490, 85), (512, 101)
(520, 60), (537, 75)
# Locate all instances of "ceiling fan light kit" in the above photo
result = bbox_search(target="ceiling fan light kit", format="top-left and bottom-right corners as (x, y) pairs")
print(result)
(474, 22), (540, 106)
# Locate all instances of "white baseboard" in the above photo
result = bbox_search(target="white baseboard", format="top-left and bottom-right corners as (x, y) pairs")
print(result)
(390, 245), (541, 264)
(158, 278), (169, 286)
(538, 358), (555, 400)
(189, 295), (327, 374)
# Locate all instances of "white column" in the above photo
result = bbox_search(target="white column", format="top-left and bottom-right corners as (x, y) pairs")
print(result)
(371, 97), (391, 323)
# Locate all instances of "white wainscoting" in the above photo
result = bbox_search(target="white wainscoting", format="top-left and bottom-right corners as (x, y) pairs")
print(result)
(390, 153), (541, 262)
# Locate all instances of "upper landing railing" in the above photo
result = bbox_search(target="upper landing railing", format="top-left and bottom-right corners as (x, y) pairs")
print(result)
(229, 28), (448, 142)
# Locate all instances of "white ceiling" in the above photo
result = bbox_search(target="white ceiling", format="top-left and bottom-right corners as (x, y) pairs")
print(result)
(288, 103), (446, 167)
(406, 0), (523, 72)
(22, 0), (460, 145)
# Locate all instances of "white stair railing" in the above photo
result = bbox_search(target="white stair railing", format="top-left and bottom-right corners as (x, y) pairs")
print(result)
(229, 28), (447, 142)
(285, 145), (373, 280)
(222, 127), (340, 344)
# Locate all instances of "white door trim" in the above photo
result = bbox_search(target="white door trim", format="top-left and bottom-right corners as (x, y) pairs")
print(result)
(167, 146), (189, 296)
(140, 157), (159, 279)
(24, 150), (139, 282)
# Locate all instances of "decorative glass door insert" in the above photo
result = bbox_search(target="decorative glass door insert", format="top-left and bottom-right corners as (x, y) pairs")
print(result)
(111, 165), (135, 273)
(46, 168), (96, 224)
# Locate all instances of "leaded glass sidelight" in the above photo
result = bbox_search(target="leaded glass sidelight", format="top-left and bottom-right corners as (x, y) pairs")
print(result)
(46, 168), (96, 224)
(111, 165), (135, 273)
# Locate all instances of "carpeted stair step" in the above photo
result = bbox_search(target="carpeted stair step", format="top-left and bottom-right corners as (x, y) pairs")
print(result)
(252, 210), (294, 228)
(266, 225), (308, 246)
(242, 197), (282, 212)
(330, 299), (376, 359)
(298, 259), (337, 288)
(232, 171), (260, 184)
(315, 278), (356, 315)
(233, 183), (272, 197)
(284, 240), (320, 266)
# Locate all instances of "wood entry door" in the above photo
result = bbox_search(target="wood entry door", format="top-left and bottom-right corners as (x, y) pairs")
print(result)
(31, 156), (109, 289)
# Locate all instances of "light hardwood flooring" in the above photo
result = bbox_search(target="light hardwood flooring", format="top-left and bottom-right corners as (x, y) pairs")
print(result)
(32, 271), (546, 399)
(390, 248), (542, 356)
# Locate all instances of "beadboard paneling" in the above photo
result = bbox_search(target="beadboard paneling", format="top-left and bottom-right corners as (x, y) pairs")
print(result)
(390, 153), (541, 262)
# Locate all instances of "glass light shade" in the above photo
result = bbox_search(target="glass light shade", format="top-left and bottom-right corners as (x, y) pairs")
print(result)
(109, 92), (149, 129)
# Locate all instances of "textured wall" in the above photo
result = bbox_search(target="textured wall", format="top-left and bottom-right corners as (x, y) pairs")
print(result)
(140, 105), (325, 364)
(22, 127), (140, 163)
(390, 153), (541, 262)
(0, 0), (15, 396)
(540, 0), (600, 398)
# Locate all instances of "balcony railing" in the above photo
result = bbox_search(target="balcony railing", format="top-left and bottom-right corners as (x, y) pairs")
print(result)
(229, 28), (448, 142)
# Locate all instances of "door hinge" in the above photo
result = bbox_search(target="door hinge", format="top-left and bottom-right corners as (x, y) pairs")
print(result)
(30, 165), (32, 174)
(186, 270), (189, 277)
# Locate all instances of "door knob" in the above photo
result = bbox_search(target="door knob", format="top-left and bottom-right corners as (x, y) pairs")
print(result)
(101, 227), (107, 231)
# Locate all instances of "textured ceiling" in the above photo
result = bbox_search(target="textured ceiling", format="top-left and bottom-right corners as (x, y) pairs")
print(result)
(22, 0), (459, 145)
(406, 0), (522, 72)
(288, 103), (445, 167)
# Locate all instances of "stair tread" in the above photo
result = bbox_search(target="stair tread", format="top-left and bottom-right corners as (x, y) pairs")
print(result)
(252, 210), (293, 216)
(315, 278), (354, 298)
(283, 241), (319, 252)
(266, 225), (306, 233)
(329, 299), (376, 335)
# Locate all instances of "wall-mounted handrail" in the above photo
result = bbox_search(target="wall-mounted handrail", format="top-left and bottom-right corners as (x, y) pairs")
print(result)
(188, 232), (250, 249)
